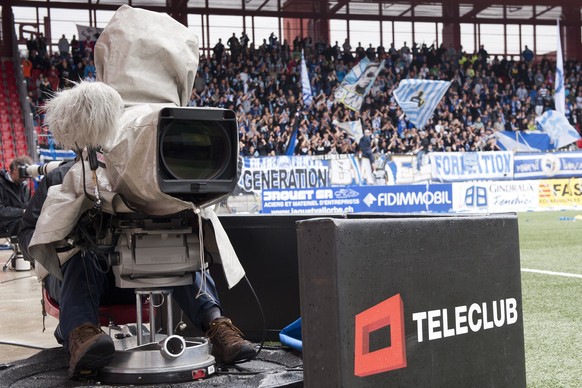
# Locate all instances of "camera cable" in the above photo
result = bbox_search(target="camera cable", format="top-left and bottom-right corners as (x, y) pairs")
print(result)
(232, 273), (266, 364)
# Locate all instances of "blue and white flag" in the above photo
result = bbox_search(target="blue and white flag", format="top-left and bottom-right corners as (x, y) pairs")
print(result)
(301, 50), (313, 107)
(554, 20), (565, 115)
(535, 110), (581, 149)
(494, 131), (553, 152)
(334, 57), (384, 111)
(393, 79), (451, 129)
(333, 120), (364, 143)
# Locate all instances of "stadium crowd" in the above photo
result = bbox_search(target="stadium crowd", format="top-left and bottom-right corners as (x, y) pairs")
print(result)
(23, 32), (582, 160)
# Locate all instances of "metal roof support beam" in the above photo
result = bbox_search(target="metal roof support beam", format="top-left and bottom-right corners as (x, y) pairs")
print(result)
(441, 0), (460, 49)
(328, 0), (349, 16)
(167, 0), (188, 26)
(315, 0), (330, 44)
(563, 5), (582, 60)
(532, 6), (556, 19)
(257, 0), (270, 12)
(398, 6), (412, 18)
(463, 4), (489, 19)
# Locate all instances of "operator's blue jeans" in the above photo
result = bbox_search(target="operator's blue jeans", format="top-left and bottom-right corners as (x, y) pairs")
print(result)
(44, 252), (221, 351)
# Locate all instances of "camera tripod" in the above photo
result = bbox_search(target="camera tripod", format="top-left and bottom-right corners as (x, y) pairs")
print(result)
(99, 288), (215, 384)
(1, 237), (30, 271)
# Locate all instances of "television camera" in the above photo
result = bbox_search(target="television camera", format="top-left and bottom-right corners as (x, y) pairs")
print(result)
(68, 106), (240, 287)
(33, 107), (240, 383)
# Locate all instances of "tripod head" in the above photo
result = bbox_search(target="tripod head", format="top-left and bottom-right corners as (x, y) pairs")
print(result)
(71, 209), (207, 288)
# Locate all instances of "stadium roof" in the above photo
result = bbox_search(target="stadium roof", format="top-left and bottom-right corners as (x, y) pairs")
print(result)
(3, 0), (580, 24)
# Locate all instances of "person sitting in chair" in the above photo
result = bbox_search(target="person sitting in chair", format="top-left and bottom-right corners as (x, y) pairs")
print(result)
(18, 6), (256, 380)
(19, 160), (256, 378)
(0, 156), (32, 238)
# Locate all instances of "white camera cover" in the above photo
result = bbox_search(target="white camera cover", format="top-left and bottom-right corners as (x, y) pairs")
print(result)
(29, 5), (244, 288)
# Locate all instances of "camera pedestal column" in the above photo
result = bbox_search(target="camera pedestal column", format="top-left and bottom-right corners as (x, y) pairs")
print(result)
(99, 288), (216, 385)
(135, 289), (174, 345)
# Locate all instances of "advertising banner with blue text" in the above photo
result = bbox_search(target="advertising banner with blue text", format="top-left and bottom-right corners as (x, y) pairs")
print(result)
(238, 156), (330, 193)
(239, 151), (582, 194)
(452, 181), (539, 213)
(429, 152), (513, 182)
(261, 184), (453, 214)
(513, 152), (582, 180)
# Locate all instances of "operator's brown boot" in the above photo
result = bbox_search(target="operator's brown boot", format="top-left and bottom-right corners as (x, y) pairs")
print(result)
(206, 317), (255, 364)
(68, 322), (115, 378)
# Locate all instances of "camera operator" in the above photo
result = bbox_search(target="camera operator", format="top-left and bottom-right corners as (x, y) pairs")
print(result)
(0, 156), (32, 238)
(19, 159), (255, 378)
(18, 6), (255, 379)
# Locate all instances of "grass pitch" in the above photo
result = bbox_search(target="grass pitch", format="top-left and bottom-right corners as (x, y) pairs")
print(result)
(519, 211), (582, 387)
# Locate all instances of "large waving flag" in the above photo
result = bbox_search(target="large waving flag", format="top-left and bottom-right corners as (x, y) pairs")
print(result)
(535, 110), (581, 149)
(333, 119), (364, 143)
(393, 79), (451, 129)
(334, 57), (384, 111)
(301, 50), (313, 107)
(494, 131), (553, 152)
(554, 20), (565, 115)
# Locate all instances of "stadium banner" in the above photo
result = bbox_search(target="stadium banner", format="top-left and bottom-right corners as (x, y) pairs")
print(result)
(513, 152), (582, 180)
(261, 183), (453, 214)
(429, 151), (513, 182)
(539, 178), (582, 208)
(239, 151), (582, 194)
(238, 156), (329, 194)
(329, 155), (375, 186)
(452, 181), (539, 213)
(379, 154), (432, 185)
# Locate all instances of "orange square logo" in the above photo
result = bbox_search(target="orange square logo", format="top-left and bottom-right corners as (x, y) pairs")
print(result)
(354, 293), (407, 377)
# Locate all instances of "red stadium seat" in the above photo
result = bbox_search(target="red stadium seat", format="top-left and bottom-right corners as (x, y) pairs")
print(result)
(11, 117), (23, 127)
(42, 288), (150, 327)
(16, 142), (27, 152)
(3, 137), (15, 147)
(12, 122), (24, 131)
(16, 137), (27, 145)
(3, 149), (15, 159)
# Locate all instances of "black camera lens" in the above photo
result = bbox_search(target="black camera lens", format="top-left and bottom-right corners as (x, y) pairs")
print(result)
(160, 120), (230, 180)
